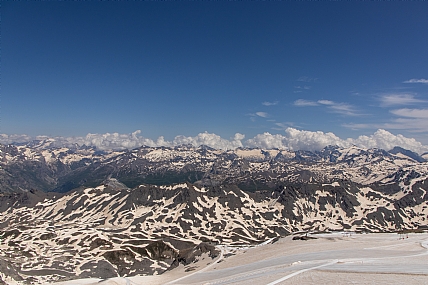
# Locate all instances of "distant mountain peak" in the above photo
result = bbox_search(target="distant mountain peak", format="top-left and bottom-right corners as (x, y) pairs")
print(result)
(389, 146), (426, 162)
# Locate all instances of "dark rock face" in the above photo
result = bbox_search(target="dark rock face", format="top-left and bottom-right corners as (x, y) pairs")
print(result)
(173, 242), (218, 267)
(0, 259), (23, 284)
(145, 240), (177, 260)
(79, 260), (116, 279)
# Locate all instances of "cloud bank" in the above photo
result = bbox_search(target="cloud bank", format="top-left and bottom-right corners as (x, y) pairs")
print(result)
(1, 129), (427, 154)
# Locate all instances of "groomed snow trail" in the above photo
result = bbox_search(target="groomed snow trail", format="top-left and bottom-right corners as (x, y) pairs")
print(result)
(266, 259), (339, 285)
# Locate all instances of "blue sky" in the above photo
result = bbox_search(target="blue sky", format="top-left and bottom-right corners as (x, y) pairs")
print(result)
(2, 2), (428, 146)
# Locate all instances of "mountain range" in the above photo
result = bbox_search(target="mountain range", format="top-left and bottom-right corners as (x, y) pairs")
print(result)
(1, 140), (427, 284)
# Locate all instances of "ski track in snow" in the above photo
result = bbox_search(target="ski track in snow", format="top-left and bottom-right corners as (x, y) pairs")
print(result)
(164, 233), (428, 285)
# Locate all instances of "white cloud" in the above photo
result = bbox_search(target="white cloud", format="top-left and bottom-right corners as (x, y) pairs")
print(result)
(283, 128), (348, 151)
(274, 122), (295, 130)
(294, 99), (358, 115)
(383, 118), (428, 133)
(294, 99), (319, 106)
(343, 107), (428, 133)
(72, 130), (161, 149)
(172, 132), (244, 149)
(255, 112), (269, 118)
(390, 108), (428, 118)
(318, 100), (358, 116)
(294, 86), (311, 90)
(262, 101), (278, 106)
(317, 100), (334, 105)
(297, 76), (317, 82)
(379, 94), (427, 106)
(350, 129), (427, 154)
(342, 123), (378, 130)
(246, 128), (428, 154)
(0, 134), (34, 144)
(344, 117), (428, 134)
(245, 133), (288, 150)
(2, 129), (427, 154)
(403, 78), (428, 84)
(383, 108), (428, 133)
(82, 131), (246, 150)
(246, 129), (348, 151)
(0, 131), (245, 151)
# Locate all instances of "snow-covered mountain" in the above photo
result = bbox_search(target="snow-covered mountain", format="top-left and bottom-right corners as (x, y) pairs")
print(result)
(0, 141), (426, 193)
(1, 141), (428, 284)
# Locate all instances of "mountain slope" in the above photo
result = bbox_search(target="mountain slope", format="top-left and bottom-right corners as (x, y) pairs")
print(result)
(1, 142), (428, 284)
(1, 178), (428, 284)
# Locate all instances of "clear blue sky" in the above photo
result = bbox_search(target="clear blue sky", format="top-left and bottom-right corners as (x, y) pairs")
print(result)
(2, 2), (428, 143)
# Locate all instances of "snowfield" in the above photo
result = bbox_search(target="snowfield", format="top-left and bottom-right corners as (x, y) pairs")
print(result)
(49, 232), (428, 285)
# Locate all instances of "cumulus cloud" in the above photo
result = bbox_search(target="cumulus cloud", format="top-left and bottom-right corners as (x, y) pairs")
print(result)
(403, 78), (428, 84)
(171, 132), (244, 149)
(1, 129), (427, 154)
(246, 128), (428, 154)
(350, 129), (428, 154)
(246, 128), (347, 151)
(79, 131), (245, 150)
(245, 133), (289, 150)
(0, 131), (245, 151)
(379, 94), (427, 106)
(285, 128), (348, 150)
(0, 134), (34, 144)
(53, 130), (170, 150)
